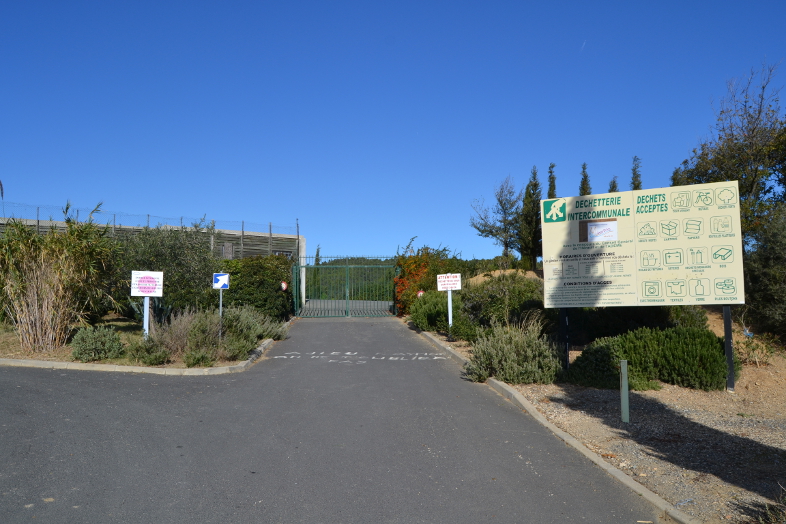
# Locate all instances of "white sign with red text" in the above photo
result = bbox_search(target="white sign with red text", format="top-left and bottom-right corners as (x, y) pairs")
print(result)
(131, 271), (164, 297)
(437, 273), (462, 291)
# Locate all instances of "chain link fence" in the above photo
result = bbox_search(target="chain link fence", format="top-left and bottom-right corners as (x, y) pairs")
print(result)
(0, 201), (296, 235)
(0, 201), (303, 261)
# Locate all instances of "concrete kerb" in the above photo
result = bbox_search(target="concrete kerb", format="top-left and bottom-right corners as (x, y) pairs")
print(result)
(0, 339), (275, 376)
(0, 317), (297, 376)
(417, 329), (702, 524)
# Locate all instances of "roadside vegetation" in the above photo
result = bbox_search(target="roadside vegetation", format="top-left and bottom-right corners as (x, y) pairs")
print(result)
(0, 209), (291, 367)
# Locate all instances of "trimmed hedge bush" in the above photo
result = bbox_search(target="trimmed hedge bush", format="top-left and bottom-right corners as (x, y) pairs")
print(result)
(565, 326), (737, 391)
(71, 326), (124, 362)
(222, 255), (294, 320)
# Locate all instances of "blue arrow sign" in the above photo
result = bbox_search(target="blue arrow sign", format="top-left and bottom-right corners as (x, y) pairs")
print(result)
(213, 273), (230, 289)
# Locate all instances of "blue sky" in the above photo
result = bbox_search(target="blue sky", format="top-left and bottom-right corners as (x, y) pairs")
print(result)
(1, 1), (784, 259)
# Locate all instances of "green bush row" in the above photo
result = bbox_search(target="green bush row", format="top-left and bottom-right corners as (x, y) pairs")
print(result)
(71, 305), (288, 366)
(564, 326), (738, 391)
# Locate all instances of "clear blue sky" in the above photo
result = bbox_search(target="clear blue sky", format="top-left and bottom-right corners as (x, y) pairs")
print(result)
(2, 1), (784, 259)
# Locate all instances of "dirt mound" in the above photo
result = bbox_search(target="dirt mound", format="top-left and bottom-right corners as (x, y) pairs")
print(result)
(467, 269), (543, 286)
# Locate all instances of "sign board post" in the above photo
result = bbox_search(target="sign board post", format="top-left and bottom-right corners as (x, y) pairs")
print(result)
(437, 273), (462, 332)
(131, 271), (164, 339)
(213, 273), (230, 340)
(541, 181), (744, 390)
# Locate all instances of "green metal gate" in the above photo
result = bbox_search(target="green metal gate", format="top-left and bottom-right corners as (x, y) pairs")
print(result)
(292, 257), (396, 317)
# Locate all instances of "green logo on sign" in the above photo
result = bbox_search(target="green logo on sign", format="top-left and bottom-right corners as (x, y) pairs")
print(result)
(543, 198), (567, 223)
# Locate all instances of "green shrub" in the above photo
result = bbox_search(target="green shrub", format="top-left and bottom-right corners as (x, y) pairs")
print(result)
(746, 205), (786, 338)
(219, 305), (289, 360)
(561, 305), (708, 345)
(460, 273), (543, 327)
(465, 313), (561, 384)
(187, 310), (221, 352)
(222, 255), (294, 320)
(565, 327), (734, 391)
(409, 290), (478, 341)
(71, 325), (124, 362)
(134, 306), (288, 366)
(655, 328), (736, 390)
(126, 338), (170, 366)
(184, 348), (215, 367)
(150, 309), (195, 357)
(122, 304), (288, 367)
(665, 305), (708, 330)
(114, 222), (221, 318)
(410, 291), (454, 331)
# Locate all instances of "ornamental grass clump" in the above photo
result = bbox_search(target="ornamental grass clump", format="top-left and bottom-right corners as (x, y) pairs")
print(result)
(465, 312), (560, 385)
(0, 209), (117, 353)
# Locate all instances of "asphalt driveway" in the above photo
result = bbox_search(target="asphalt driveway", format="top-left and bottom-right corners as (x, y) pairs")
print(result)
(0, 317), (662, 523)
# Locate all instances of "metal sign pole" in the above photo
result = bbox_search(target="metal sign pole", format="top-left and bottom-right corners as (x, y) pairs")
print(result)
(143, 296), (150, 339)
(620, 360), (630, 423)
(219, 288), (223, 342)
(559, 309), (570, 369)
(447, 289), (453, 328)
(724, 305), (735, 391)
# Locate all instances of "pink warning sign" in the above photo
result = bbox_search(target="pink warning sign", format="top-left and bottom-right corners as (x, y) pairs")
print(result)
(131, 271), (163, 297)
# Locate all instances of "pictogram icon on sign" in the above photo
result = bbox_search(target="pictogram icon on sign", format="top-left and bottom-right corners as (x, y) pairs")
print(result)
(213, 273), (230, 289)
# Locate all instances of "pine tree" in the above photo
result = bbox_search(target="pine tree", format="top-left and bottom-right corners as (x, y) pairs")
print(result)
(547, 163), (557, 199)
(579, 163), (592, 196)
(608, 176), (619, 193)
(671, 64), (785, 247)
(630, 156), (643, 190)
(517, 166), (542, 270)
(470, 176), (522, 257)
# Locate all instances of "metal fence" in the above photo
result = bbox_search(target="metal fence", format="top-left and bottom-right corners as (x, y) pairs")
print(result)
(0, 200), (304, 261)
(292, 256), (397, 317)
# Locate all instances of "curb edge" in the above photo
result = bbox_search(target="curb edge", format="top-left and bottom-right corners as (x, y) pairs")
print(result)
(416, 329), (702, 524)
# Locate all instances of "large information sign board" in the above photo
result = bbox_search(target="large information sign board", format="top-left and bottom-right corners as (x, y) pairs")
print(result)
(540, 181), (744, 308)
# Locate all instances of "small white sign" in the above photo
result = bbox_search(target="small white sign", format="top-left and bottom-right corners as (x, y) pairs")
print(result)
(437, 273), (462, 291)
(588, 220), (618, 242)
(213, 273), (230, 289)
(131, 271), (164, 297)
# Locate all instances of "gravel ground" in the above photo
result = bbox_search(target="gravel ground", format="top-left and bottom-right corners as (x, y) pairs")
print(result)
(513, 379), (786, 523)
(431, 330), (786, 524)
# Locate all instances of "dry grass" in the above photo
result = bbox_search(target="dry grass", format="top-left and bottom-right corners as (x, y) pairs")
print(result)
(0, 314), (248, 369)
(4, 254), (79, 353)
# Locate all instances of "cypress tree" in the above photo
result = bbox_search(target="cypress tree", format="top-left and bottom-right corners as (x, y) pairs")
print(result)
(547, 163), (557, 199)
(517, 166), (542, 269)
(630, 156), (643, 190)
(579, 163), (592, 196)
(608, 176), (619, 193)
